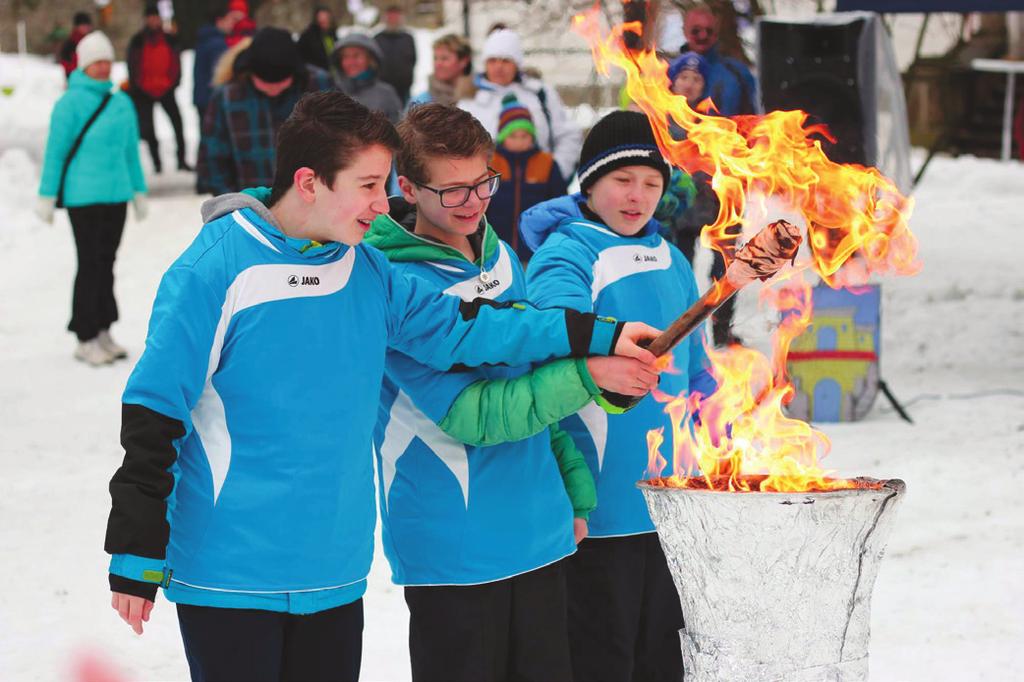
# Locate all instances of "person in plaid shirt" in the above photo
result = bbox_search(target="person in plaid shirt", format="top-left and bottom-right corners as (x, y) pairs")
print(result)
(198, 27), (333, 195)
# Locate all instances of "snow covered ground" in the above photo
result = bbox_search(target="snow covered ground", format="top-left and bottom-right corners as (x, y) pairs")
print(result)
(1, 52), (1022, 682)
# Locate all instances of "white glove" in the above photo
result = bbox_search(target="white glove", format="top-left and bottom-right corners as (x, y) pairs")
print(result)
(34, 196), (55, 225)
(132, 194), (149, 222)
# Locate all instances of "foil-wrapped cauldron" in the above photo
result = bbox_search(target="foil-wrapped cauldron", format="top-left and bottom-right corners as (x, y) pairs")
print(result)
(638, 478), (905, 681)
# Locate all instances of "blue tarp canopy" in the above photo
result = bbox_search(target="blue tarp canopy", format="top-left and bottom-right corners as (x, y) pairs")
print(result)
(837, 0), (1024, 11)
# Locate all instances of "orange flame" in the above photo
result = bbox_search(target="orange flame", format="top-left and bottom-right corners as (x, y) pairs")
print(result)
(649, 276), (855, 492)
(571, 9), (918, 492)
(571, 10), (918, 286)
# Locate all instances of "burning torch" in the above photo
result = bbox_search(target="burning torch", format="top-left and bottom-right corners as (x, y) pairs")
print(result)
(602, 220), (802, 409)
(647, 219), (802, 357)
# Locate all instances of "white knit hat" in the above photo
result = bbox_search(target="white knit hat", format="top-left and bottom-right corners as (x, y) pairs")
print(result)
(482, 29), (524, 68)
(76, 31), (115, 70)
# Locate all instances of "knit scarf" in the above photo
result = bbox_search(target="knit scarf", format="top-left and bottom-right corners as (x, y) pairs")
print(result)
(427, 75), (458, 106)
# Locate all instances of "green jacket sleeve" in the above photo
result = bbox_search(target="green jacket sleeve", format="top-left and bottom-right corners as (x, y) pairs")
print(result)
(437, 358), (601, 447)
(549, 422), (597, 519)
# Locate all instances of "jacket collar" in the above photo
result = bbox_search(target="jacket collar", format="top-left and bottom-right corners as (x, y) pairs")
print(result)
(365, 197), (500, 268)
(497, 145), (541, 162)
(518, 193), (661, 251)
(68, 69), (113, 93)
(201, 187), (347, 260)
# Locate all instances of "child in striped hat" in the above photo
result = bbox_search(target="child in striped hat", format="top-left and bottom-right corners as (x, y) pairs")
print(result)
(487, 94), (568, 261)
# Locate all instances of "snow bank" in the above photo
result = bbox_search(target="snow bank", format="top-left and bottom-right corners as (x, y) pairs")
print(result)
(0, 148), (44, 244)
(0, 54), (66, 164)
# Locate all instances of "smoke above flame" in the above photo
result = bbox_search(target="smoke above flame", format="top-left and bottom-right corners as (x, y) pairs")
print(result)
(571, 8), (919, 492)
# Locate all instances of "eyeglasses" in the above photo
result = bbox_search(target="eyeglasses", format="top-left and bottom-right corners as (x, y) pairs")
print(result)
(415, 170), (501, 208)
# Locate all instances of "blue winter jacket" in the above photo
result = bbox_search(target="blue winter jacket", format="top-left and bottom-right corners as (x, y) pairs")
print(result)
(701, 45), (758, 117)
(192, 24), (228, 111)
(408, 90), (432, 107)
(369, 204), (577, 586)
(105, 191), (623, 613)
(523, 195), (716, 537)
(39, 70), (146, 207)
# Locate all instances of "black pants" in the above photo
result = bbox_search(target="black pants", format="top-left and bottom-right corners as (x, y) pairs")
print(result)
(176, 600), (363, 682)
(404, 560), (573, 682)
(566, 534), (684, 682)
(132, 89), (186, 171)
(67, 203), (126, 341)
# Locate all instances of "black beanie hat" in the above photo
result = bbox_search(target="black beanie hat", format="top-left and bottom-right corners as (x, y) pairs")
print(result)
(577, 110), (671, 194)
(246, 28), (302, 83)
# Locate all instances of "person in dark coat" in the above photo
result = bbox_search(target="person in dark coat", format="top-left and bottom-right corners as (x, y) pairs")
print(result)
(679, 4), (757, 117)
(487, 95), (567, 262)
(333, 33), (402, 124)
(58, 12), (92, 79)
(127, 4), (189, 172)
(661, 49), (742, 346)
(297, 6), (337, 74)
(373, 5), (416, 106)
(199, 27), (334, 195)
(193, 7), (237, 118)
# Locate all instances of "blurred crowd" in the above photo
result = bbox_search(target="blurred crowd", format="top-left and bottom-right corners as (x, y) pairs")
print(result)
(40, 1), (758, 365)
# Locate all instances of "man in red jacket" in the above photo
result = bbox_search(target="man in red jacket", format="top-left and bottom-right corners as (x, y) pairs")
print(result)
(226, 0), (257, 47)
(127, 4), (189, 172)
(58, 12), (92, 79)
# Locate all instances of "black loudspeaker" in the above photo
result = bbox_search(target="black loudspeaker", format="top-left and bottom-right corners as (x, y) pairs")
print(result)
(757, 17), (877, 166)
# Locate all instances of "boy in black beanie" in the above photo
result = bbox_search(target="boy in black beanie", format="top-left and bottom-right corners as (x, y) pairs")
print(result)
(522, 110), (716, 682)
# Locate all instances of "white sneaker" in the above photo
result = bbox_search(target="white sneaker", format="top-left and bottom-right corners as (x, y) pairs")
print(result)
(97, 329), (128, 359)
(74, 338), (114, 366)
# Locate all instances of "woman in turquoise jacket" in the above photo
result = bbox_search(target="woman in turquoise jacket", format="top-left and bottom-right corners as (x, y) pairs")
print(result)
(36, 31), (147, 366)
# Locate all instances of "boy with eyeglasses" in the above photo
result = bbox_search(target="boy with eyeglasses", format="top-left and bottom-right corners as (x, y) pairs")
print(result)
(365, 103), (662, 682)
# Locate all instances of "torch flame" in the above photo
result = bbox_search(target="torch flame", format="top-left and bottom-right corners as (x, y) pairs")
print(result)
(572, 9), (918, 492)
(650, 277), (851, 492)
(572, 10), (918, 285)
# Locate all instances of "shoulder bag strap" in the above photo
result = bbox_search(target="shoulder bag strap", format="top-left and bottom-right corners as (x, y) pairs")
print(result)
(57, 92), (113, 208)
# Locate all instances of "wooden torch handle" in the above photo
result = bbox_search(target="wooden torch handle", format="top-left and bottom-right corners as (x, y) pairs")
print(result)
(647, 220), (803, 358)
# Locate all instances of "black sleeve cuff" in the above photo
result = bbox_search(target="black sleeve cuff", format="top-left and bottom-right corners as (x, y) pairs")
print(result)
(109, 573), (159, 601)
(564, 309), (595, 357)
(609, 321), (625, 355)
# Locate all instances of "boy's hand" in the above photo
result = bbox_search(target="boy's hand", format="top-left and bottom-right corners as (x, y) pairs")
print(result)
(111, 592), (154, 635)
(573, 518), (589, 544)
(586, 356), (660, 396)
(614, 322), (661, 364)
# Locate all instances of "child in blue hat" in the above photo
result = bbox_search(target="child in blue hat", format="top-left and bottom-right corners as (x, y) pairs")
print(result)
(668, 50), (710, 106)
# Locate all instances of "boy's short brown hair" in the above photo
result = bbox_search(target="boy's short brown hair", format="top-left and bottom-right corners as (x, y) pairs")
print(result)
(395, 104), (495, 185)
(269, 90), (400, 206)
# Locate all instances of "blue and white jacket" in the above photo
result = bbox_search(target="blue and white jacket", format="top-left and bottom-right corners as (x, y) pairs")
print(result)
(368, 203), (576, 586)
(104, 191), (623, 613)
(523, 194), (715, 538)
